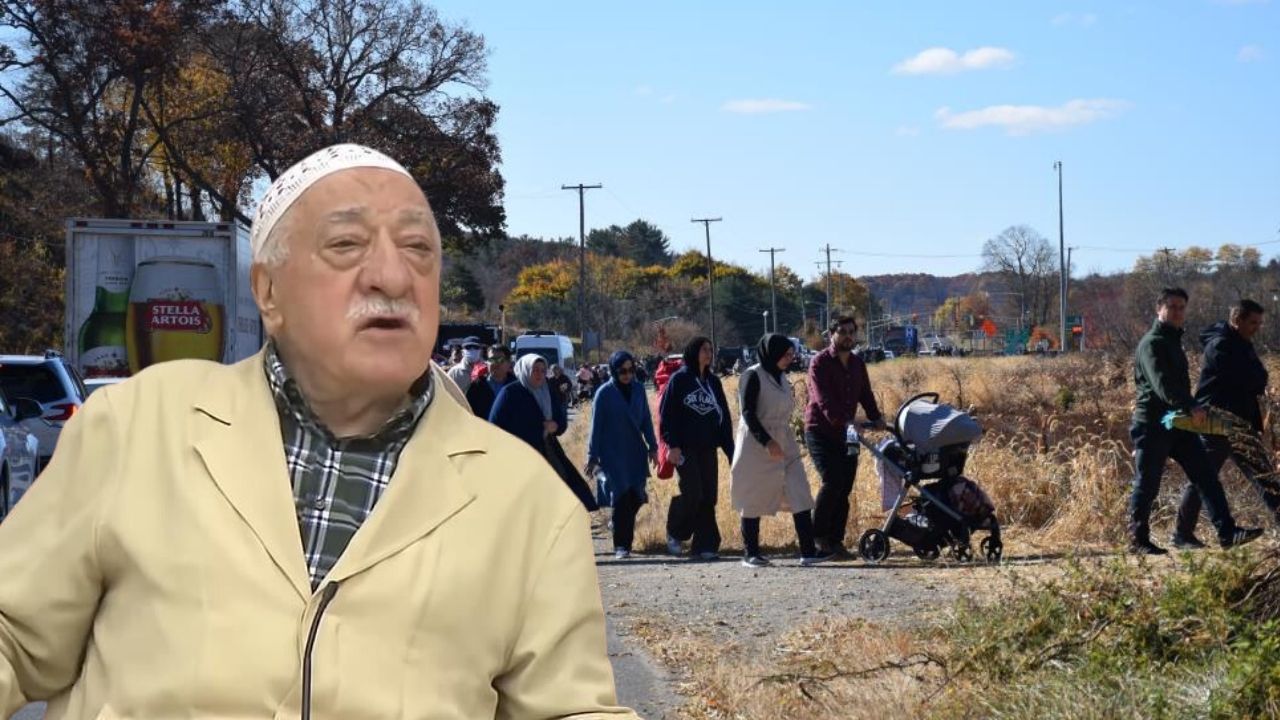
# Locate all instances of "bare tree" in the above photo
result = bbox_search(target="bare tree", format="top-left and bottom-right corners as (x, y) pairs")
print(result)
(981, 225), (1056, 327)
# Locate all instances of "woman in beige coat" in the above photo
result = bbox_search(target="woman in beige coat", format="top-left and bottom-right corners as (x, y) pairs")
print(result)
(730, 334), (833, 567)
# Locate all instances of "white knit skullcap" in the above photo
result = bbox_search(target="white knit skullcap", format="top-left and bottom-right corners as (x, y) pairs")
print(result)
(250, 143), (414, 260)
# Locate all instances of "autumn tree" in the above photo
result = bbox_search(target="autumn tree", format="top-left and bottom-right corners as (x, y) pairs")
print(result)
(0, 0), (223, 216)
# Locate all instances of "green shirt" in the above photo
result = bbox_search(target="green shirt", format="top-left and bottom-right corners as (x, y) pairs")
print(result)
(1133, 319), (1196, 425)
(264, 343), (433, 590)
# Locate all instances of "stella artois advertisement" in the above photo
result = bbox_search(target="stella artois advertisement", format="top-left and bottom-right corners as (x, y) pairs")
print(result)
(65, 220), (262, 378)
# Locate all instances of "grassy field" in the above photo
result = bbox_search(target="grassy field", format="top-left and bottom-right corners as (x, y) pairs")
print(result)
(565, 352), (1280, 719)
(564, 352), (1280, 556)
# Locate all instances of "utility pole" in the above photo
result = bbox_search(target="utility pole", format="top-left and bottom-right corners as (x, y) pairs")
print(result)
(1053, 161), (1066, 353)
(692, 217), (723, 348)
(759, 247), (785, 333)
(1156, 247), (1176, 282)
(562, 183), (602, 348)
(818, 244), (842, 330)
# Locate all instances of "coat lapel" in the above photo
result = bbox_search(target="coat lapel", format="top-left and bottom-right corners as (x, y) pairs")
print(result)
(325, 363), (481, 585)
(192, 351), (311, 601)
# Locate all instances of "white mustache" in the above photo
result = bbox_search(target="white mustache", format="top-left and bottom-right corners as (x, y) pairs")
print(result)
(347, 296), (420, 324)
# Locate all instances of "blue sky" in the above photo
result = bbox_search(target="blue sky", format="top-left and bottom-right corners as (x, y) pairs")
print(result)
(432, 1), (1276, 279)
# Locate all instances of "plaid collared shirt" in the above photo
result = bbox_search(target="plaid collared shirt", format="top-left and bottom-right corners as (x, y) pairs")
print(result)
(264, 343), (433, 590)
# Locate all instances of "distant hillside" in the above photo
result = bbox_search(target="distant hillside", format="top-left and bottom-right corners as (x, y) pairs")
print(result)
(861, 272), (996, 317)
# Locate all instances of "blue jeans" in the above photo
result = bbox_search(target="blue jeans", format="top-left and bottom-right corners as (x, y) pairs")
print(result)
(1129, 422), (1237, 543)
(1174, 432), (1280, 539)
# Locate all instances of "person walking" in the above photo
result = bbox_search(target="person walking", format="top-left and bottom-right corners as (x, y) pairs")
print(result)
(491, 354), (598, 512)
(586, 351), (659, 559)
(465, 344), (514, 420)
(1128, 287), (1262, 554)
(1172, 298), (1280, 547)
(659, 336), (734, 560)
(806, 316), (885, 557)
(731, 334), (832, 567)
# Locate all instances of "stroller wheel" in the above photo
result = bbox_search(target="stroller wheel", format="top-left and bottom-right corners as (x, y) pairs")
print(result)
(950, 543), (973, 563)
(914, 545), (940, 561)
(980, 537), (1003, 564)
(858, 529), (891, 563)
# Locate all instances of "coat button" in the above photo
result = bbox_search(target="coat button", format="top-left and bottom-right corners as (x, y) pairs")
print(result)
(312, 496), (328, 510)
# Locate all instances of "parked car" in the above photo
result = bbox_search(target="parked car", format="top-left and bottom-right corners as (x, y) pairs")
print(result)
(0, 350), (88, 469)
(0, 389), (42, 519)
(85, 376), (129, 396)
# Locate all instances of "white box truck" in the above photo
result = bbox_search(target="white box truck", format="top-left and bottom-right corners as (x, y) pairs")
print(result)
(64, 218), (263, 378)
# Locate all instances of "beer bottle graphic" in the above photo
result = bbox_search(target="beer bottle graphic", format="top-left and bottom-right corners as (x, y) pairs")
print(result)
(78, 238), (133, 378)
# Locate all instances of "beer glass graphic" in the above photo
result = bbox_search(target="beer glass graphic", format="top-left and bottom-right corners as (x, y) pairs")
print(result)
(125, 257), (226, 374)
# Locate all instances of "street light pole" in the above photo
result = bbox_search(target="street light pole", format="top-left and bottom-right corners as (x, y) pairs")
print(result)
(692, 217), (723, 349)
(759, 247), (785, 333)
(1054, 161), (1066, 353)
(763, 310), (769, 337)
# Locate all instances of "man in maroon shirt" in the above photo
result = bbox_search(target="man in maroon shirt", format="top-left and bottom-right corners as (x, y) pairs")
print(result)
(805, 316), (885, 556)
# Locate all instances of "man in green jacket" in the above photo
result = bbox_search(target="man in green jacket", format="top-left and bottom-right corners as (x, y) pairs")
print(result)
(1129, 287), (1263, 554)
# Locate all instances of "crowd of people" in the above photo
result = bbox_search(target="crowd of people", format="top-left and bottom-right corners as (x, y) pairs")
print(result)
(451, 315), (886, 567)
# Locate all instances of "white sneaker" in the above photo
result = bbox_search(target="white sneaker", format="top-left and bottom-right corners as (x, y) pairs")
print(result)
(614, 548), (630, 560)
(666, 536), (684, 556)
(800, 552), (836, 567)
(741, 555), (771, 568)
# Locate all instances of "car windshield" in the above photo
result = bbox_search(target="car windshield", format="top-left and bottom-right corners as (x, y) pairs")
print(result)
(0, 364), (66, 404)
(515, 348), (559, 367)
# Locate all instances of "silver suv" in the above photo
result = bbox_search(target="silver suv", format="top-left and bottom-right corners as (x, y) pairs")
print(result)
(0, 350), (89, 470)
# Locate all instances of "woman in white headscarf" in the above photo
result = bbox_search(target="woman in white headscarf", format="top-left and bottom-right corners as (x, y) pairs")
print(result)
(492, 354), (597, 511)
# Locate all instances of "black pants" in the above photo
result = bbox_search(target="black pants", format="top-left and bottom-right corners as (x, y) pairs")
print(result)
(806, 430), (858, 550)
(1174, 432), (1280, 538)
(612, 489), (644, 551)
(1129, 423), (1237, 544)
(742, 513), (818, 558)
(666, 447), (721, 554)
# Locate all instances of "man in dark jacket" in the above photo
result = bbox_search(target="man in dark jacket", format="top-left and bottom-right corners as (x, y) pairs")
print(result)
(1172, 299), (1280, 547)
(805, 316), (885, 557)
(659, 336), (735, 560)
(1128, 288), (1262, 554)
(466, 344), (514, 420)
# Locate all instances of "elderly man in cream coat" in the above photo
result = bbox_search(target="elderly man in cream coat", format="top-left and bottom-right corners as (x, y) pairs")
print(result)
(0, 145), (639, 719)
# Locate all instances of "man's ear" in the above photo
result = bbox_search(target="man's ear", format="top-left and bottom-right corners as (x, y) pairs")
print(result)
(252, 263), (283, 336)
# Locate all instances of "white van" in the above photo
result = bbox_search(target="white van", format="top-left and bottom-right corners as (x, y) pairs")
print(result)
(512, 332), (577, 373)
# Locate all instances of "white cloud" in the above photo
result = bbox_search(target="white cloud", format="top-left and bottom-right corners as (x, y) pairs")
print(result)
(660, 94), (677, 104)
(892, 46), (1016, 75)
(721, 99), (813, 114)
(895, 126), (921, 137)
(633, 84), (653, 96)
(1238, 45), (1266, 62)
(935, 98), (1131, 135)
(1052, 12), (1098, 26)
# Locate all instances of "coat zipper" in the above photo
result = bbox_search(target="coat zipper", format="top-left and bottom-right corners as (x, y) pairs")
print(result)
(302, 581), (340, 720)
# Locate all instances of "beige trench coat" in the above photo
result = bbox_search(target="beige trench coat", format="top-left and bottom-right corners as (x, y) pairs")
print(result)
(0, 351), (637, 719)
(729, 366), (815, 517)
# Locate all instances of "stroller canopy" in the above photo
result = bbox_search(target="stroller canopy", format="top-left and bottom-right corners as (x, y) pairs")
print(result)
(896, 399), (983, 452)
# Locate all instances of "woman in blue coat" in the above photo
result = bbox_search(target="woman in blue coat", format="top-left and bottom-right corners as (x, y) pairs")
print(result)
(491, 354), (597, 511)
(586, 351), (659, 559)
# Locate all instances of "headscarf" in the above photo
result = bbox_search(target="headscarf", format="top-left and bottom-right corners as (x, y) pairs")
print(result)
(513, 354), (553, 420)
(610, 350), (636, 402)
(681, 336), (712, 377)
(757, 333), (794, 383)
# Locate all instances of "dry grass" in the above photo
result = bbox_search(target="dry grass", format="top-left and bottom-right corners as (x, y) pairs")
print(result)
(564, 353), (1280, 719)
(563, 353), (1280, 554)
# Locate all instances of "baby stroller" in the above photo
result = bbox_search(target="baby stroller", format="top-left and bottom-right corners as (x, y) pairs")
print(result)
(853, 393), (1002, 564)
